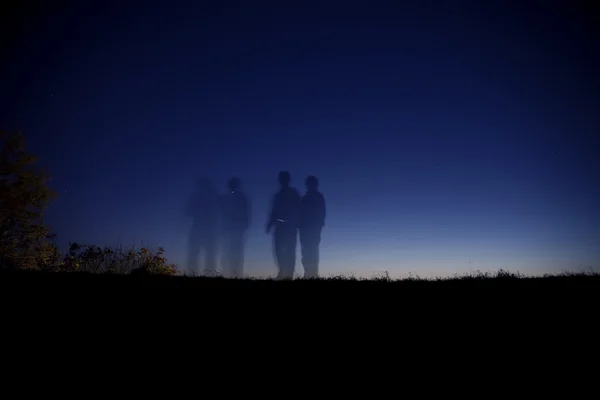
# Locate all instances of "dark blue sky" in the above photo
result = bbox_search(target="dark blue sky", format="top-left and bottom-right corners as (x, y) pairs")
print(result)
(2, 0), (599, 277)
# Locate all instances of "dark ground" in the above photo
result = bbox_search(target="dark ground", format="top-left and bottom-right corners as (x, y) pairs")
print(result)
(2, 266), (599, 291)
(2, 267), (596, 347)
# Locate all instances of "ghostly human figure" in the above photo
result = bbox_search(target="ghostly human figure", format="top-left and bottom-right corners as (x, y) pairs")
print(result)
(266, 171), (301, 279)
(186, 176), (219, 276)
(299, 176), (326, 279)
(220, 177), (250, 278)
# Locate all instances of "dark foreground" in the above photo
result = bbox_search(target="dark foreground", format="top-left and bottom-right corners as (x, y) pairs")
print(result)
(3, 268), (598, 333)
(2, 267), (599, 291)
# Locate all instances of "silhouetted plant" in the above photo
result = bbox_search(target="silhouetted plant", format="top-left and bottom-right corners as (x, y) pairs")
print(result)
(495, 269), (521, 279)
(60, 243), (177, 275)
(136, 246), (178, 275)
(0, 131), (57, 269)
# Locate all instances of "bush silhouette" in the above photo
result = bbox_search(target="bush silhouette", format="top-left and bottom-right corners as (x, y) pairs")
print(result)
(0, 131), (58, 269)
(1, 131), (177, 275)
(60, 243), (177, 276)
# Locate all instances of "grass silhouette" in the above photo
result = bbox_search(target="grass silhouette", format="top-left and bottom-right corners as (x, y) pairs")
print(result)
(2, 266), (598, 290)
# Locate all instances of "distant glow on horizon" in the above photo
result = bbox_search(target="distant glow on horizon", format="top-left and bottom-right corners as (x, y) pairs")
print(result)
(123, 215), (599, 279)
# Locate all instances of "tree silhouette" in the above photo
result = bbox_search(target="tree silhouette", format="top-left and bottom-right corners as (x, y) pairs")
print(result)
(0, 131), (59, 269)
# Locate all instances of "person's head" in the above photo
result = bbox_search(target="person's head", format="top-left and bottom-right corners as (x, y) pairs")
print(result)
(278, 171), (291, 187)
(305, 175), (319, 192)
(228, 177), (241, 192)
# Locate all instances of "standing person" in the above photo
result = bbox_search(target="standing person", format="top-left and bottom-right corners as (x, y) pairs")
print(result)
(186, 176), (219, 276)
(299, 176), (326, 279)
(266, 171), (301, 279)
(220, 177), (250, 278)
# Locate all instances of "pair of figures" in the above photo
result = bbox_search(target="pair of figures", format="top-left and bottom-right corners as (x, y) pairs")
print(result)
(266, 171), (326, 279)
(186, 171), (326, 279)
(186, 177), (250, 278)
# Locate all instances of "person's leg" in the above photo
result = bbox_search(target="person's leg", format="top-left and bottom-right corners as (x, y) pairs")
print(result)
(300, 229), (314, 278)
(274, 229), (285, 279)
(220, 231), (231, 278)
(281, 226), (297, 279)
(204, 232), (218, 276)
(187, 229), (201, 275)
(231, 231), (244, 278)
(236, 231), (246, 278)
(300, 228), (308, 276)
(301, 228), (321, 278)
(187, 242), (200, 276)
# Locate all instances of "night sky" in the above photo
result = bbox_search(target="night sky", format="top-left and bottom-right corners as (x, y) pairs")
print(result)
(2, 1), (599, 278)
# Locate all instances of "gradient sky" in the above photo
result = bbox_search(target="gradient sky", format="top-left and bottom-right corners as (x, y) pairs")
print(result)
(2, 0), (599, 278)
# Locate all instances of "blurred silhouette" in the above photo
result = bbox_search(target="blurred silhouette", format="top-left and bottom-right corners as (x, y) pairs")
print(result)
(266, 171), (301, 279)
(299, 175), (326, 279)
(220, 177), (250, 278)
(185, 176), (219, 276)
